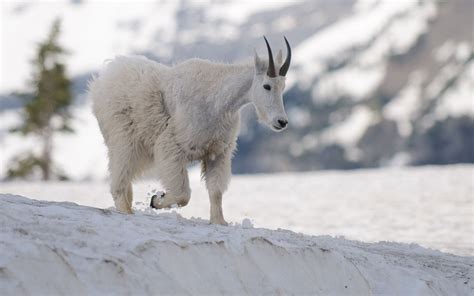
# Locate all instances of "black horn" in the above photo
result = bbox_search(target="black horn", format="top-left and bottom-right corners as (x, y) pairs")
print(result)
(264, 36), (276, 77)
(279, 36), (291, 76)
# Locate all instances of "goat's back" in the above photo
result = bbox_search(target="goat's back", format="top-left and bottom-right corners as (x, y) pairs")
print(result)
(89, 55), (166, 108)
(89, 56), (170, 150)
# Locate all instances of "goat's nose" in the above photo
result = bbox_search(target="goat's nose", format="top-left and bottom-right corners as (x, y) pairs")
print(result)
(277, 119), (288, 128)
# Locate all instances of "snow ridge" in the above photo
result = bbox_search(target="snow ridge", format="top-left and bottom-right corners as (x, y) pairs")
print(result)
(0, 194), (471, 295)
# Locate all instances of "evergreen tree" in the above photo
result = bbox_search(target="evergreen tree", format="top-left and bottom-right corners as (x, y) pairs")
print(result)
(8, 19), (73, 181)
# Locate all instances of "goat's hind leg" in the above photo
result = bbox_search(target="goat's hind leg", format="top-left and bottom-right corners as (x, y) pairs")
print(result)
(109, 146), (138, 214)
(111, 174), (133, 214)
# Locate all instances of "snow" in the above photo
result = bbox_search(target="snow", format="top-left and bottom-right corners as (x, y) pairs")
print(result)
(322, 106), (374, 147)
(434, 40), (457, 63)
(291, 0), (437, 100)
(313, 64), (385, 102)
(299, 105), (375, 161)
(383, 1), (436, 56)
(273, 15), (298, 32)
(293, 1), (428, 80)
(241, 218), (254, 229)
(383, 72), (424, 137)
(1, 188), (472, 295)
(204, 0), (295, 26)
(425, 41), (474, 120)
(456, 42), (472, 61)
(354, 0), (379, 13)
(288, 106), (376, 158)
(435, 61), (474, 119)
(2, 165), (473, 258)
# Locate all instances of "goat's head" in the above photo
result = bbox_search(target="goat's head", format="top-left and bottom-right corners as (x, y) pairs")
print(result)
(250, 36), (291, 132)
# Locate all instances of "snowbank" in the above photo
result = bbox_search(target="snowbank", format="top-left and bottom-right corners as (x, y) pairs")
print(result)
(0, 194), (471, 295)
(2, 165), (473, 256)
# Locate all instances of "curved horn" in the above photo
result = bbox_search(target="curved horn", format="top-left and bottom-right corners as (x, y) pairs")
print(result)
(279, 36), (291, 76)
(264, 36), (276, 77)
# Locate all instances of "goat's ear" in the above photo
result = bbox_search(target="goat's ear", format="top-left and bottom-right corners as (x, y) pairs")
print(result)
(254, 50), (266, 74)
(276, 49), (283, 67)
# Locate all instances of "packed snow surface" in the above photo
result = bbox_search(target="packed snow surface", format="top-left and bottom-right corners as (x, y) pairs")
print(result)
(1, 194), (472, 295)
(2, 165), (473, 258)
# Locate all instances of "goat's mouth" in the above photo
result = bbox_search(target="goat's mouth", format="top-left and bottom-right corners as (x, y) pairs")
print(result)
(271, 124), (284, 132)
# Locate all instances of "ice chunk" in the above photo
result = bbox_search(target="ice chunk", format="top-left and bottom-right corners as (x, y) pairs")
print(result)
(242, 218), (254, 229)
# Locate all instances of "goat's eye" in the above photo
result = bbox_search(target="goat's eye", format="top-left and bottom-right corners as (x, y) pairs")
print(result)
(263, 84), (271, 91)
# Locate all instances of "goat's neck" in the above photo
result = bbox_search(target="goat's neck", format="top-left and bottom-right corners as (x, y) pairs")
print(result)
(217, 63), (254, 114)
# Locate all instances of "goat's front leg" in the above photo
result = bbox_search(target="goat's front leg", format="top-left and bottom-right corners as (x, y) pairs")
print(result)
(151, 159), (190, 209)
(151, 136), (191, 209)
(202, 152), (232, 225)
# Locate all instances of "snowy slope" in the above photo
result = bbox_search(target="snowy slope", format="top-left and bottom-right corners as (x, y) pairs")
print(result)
(2, 165), (473, 257)
(1, 193), (472, 295)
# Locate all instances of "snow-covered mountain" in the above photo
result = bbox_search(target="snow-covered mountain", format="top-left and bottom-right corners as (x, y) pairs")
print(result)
(1, 0), (473, 179)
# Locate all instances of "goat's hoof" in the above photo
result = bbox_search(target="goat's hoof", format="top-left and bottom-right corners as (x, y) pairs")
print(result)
(150, 191), (166, 209)
(115, 200), (133, 214)
(150, 195), (156, 208)
(210, 218), (228, 226)
(115, 206), (133, 214)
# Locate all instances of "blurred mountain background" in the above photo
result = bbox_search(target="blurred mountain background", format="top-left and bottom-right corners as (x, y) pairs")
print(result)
(1, 0), (473, 180)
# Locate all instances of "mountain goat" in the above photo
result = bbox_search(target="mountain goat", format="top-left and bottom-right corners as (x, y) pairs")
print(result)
(89, 37), (291, 225)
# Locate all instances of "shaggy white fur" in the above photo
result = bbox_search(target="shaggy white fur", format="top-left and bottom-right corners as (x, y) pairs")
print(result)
(89, 41), (290, 225)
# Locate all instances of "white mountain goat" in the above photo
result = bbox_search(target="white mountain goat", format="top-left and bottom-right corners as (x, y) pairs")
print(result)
(89, 37), (291, 225)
